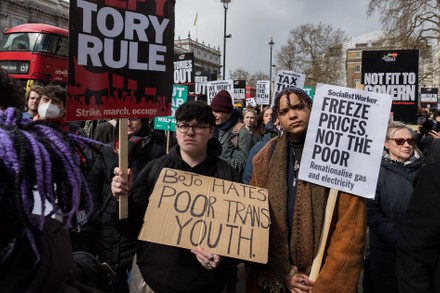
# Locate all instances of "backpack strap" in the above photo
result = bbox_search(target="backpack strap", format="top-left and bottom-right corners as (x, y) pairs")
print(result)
(230, 122), (245, 148)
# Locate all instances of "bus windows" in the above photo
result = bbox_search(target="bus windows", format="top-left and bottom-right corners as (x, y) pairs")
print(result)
(35, 34), (59, 54)
(0, 33), (38, 52)
(0, 23), (68, 85)
(55, 37), (68, 57)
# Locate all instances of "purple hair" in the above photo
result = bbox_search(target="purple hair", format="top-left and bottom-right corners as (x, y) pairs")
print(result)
(0, 107), (100, 261)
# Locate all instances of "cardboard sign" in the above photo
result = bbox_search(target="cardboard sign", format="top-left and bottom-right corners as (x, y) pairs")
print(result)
(66, 0), (175, 121)
(298, 84), (392, 199)
(139, 168), (270, 264)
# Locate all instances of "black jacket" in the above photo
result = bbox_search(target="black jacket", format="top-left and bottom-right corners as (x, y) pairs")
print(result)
(366, 152), (422, 292)
(88, 133), (164, 268)
(113, 138), (241, 293)
(397, 161), (440, 293)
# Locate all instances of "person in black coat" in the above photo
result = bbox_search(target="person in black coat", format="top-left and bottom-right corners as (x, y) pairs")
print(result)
(366, 121), (423, 292)
(111, 101), (241, 293)
(87, 118), (165, 293)
(396, 160), (440, 293)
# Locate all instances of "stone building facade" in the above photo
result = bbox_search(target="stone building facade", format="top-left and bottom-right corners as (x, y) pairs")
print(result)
(175, 34), (222, 80)
(0, 0), (68, 34)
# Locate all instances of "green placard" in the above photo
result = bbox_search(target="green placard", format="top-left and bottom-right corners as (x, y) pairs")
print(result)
(154, 116), (176, 131)
(154, 85), (188, 132)
(304, 86), (315, 100)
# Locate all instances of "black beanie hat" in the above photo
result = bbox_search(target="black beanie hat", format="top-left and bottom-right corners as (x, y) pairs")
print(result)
(210, 90), (233, 113)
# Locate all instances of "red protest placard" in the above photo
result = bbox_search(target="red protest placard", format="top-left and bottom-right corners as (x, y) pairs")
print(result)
(66, 0), (175, 121)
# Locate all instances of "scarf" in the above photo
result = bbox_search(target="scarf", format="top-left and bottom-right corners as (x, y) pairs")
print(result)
(213, 109), (241, 138)
(254, 134), (328, 292)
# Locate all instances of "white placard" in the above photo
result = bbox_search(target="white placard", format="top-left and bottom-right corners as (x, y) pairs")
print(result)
(298, 84), (392, 198)
(207, 80), (235, 105)
(256, 80), (270, 105)
(272, 70), (306, 103)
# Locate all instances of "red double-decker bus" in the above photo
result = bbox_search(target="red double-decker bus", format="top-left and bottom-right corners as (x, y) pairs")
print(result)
(0, 23), (68, 89)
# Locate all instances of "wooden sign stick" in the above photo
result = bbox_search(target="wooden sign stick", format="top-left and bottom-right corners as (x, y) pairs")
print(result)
(166, 130), (170, 155)
(118, 118), (128, 219)
(309, 189), (338, 282)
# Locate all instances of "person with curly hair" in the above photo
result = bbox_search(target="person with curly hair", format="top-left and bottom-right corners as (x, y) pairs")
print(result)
(34, 85), (86, 136)
(246, 87), (366, 292)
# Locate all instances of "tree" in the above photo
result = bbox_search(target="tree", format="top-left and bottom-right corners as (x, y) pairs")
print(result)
(228, 68), (269, 88)
(367, 0), (440, 85)
(229, 68), (250, 81)
(248, 71), (269, 88)
(367, 0), (439, 46)
(275, 22), (349, 87)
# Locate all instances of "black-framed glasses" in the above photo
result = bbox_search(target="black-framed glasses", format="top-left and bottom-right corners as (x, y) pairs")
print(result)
(176, 124), (210, 134)
(389, 138), (415, 146)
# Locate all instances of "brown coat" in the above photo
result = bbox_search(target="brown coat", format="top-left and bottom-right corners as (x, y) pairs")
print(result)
(246, 137), (367, 293)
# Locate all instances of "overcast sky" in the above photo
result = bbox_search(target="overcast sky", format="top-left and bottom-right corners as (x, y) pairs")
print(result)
(175, 0), (382, 77)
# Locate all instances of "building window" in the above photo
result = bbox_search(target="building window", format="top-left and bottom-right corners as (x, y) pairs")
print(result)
(354, 79), (361, 85)
(354, 52), (361, 59)
(354, 64), (361, 73)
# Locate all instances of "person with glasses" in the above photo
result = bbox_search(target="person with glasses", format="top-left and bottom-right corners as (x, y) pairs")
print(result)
(246, 87), (366, 292)
(110, 101), (241, 293)
(365, 121), (423, 292)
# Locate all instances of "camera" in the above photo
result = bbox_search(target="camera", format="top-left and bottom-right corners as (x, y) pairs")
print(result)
(418, 115), (440, 134)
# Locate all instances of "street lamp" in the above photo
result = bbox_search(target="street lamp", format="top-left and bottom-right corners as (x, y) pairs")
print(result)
(268, 37), (275, 98)
(221, 0), (231, 80)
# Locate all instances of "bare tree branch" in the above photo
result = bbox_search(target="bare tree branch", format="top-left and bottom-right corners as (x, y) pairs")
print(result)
(275, 22), (348, 87)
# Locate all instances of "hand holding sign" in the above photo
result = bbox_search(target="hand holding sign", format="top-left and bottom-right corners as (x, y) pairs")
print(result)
(112, 167), (132, 200)
(299, 84), (392, 198)
(139, 168), (270, 264)
(191, 245), (223, 270)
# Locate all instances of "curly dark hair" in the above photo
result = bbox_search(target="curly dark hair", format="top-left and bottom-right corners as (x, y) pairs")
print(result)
(42, 84), (67, 105)
(0, 68), (26, 111)
(273, 87), (312, 117)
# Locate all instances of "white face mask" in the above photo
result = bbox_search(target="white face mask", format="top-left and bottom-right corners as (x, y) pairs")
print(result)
(38, 103), (61, 119)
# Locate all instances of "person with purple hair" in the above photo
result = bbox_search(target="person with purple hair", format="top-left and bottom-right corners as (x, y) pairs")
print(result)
(0, 68), (115, 291)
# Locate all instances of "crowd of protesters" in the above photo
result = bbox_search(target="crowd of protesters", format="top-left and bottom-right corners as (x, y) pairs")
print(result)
(1, 66), (440, 293)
